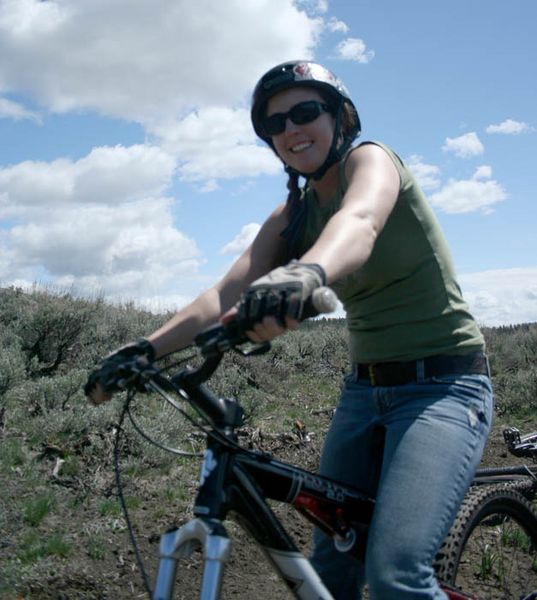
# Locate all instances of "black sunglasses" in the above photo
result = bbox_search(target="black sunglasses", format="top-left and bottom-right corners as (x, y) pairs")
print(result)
(261, 100), (332, 136)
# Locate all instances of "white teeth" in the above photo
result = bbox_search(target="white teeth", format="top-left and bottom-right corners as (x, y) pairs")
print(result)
(290, 142), (312, 153)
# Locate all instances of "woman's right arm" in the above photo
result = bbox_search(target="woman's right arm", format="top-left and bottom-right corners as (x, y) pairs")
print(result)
(146, 202), (289, 358)
(86, 202), (289, 405)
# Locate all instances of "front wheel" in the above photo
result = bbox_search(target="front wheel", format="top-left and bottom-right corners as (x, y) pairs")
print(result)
(434, 484), (537, 600)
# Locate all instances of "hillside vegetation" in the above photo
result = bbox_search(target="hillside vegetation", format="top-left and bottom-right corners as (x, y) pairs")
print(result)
(1, 286), (536, 599)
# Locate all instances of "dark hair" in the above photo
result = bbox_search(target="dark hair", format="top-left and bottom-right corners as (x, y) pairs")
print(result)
(286, 170), (301, 214)
(340, 101), (359, 141)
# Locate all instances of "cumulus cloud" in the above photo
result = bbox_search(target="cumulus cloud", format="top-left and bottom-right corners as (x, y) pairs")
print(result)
(442, 132), (484, 158)
(0, 0), (322, 124)
(335, 38), (375, 63)
(459, 268), (537, 326)
(150, 107), (280, 183)
(0, 143), (204, 301)
(0, 1), (325, 187)
(0, 199), (202, 297)
(0, 0), (331, 306)
(405, 155), (441, 190)
(486, 118), (534, 135)
(220, 223), (261, 256)
(428, 166), (507, 214)
(0, 144), (176, 213)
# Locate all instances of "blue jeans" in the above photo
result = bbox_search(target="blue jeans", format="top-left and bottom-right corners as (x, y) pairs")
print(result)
(310, 370), (494, 599)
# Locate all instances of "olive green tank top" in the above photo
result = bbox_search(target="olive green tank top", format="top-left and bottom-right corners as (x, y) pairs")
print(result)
(292, 142), (485, 363)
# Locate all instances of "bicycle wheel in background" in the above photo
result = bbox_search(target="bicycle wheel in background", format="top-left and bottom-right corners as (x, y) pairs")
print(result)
(434, 484), (537, 600)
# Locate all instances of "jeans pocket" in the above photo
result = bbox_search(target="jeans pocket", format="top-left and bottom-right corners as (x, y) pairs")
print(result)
(430, 373), (490, 390)
(429, 374), (493, 429)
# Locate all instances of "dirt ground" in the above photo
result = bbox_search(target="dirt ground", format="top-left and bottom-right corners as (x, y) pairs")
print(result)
(3, 419), (535, 600)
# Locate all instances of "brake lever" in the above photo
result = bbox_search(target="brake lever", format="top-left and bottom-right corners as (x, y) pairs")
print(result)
(114, 359), (157, 392)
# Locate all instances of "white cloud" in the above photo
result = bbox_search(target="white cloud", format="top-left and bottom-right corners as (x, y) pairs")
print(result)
(297, 0), (329, 14)
(0, 0), (322, 124)
(429, 166), (507, 214)
(150, 107), (281, 182)
(0, 0), (66, 35)
(472, 165), (492, 180)
(0, 199), (202, 295)
(0, 143), (205, 300)
(0, 1), (325, 190)
(326, 17), (348, 33)
(0, 144), (176, 213)
(0, 97), (41, 123)
(486, 119), (534, 135)
(459, 268), (537, 326)
(220, 223), (261, 256)
(179, 145), (281, 184)
(442, 132), (484, 158)
(405, 155), (441, 190)
(335, 38), (375, 63)
(0, 0), (329, 306)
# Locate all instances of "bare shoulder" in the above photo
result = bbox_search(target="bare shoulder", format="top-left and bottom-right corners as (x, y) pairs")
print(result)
(344, 142), (400, 188)
(345, 142), (397, 171)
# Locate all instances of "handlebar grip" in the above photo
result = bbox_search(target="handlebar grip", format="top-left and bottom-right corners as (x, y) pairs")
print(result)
(302, 286), (338, 319)
(195, 286), (338, 356)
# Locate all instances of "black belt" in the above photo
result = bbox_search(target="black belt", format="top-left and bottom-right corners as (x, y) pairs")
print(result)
(353, 352), (490, 387)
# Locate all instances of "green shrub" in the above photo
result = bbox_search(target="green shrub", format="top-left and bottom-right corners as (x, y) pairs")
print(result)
(0, 437), (27, 468)
(16, 530), (71, 563)
(0, 339), (26, 395)
(22, 492), (55, 526)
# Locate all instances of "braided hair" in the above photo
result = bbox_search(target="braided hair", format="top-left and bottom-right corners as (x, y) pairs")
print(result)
(280, 101), (359, 260)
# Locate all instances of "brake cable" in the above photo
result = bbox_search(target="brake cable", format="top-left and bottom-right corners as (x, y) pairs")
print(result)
(113, 391), (153, 598)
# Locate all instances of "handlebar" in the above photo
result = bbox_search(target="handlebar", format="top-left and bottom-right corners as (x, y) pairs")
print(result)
(137, 286), (339, 430)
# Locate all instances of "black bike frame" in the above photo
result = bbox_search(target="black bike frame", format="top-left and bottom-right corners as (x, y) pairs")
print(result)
(148, 357), (477, 600)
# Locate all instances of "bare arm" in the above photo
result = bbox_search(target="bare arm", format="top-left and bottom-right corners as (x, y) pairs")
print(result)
(147, 202), (289, 358)
(300, 143), (400, 284)
(232, 144), (400, 345)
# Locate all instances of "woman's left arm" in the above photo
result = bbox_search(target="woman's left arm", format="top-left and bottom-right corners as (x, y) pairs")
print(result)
(300, 143), (400, 285)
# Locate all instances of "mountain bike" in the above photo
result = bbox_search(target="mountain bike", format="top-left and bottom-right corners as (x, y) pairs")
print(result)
(108, 319), (537, 600)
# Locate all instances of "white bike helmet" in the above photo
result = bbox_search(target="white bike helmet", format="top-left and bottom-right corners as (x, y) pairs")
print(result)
(251, 61), (361, 180)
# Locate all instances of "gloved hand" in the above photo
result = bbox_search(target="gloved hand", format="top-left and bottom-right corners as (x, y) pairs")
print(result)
(85, 338), (156, 405)
(237, 260), (326, 330)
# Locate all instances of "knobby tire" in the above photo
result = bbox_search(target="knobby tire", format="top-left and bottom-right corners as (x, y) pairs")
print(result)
(434, 484), (537, 600)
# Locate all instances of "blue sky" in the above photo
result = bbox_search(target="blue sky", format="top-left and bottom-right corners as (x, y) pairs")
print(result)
(0, 0), (536, 326)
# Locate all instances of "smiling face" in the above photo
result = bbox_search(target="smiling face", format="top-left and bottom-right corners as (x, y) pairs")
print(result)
(266, 87), (336, 176)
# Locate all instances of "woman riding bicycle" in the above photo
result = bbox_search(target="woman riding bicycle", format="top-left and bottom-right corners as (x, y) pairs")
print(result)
(86, 60), (494, 599)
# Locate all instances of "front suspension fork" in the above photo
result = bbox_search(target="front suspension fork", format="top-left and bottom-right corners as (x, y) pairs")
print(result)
(153, 518), (231, 600)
